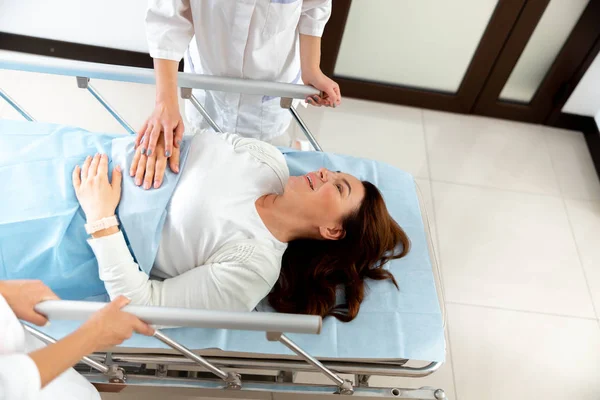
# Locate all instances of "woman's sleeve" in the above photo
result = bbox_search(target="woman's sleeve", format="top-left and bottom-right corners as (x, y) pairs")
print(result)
(146, 0), (195, 61)
(0, 354), (41, 400)
(87, 231), (276, 311)
(299, 0), (332, 37)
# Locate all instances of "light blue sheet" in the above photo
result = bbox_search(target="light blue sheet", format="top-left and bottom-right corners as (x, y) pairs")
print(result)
(0, 120), (445, 362)
(0, 119), (192, 299)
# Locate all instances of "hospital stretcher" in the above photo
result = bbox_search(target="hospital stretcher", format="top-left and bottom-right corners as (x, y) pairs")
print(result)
(0, 53), (448, 400)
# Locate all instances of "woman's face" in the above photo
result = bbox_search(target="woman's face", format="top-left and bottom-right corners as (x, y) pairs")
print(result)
(284, 168), (365, 239)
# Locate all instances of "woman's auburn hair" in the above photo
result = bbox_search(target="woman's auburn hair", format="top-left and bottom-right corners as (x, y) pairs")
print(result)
(268, 181), (410, 322)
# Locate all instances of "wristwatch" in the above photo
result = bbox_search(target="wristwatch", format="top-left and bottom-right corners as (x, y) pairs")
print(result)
(85, 215), (119, 235)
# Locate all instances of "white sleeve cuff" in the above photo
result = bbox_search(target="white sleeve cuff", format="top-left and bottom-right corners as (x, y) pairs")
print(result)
(299, 0), (331, 37)
(87, 231), (134, 267)
(0, 354), (41, 399)
(298, 23), (327, 37)
(149, 48), (185, 62)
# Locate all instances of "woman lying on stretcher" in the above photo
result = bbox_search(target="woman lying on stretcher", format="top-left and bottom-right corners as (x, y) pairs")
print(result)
(73, 130), (409, 322)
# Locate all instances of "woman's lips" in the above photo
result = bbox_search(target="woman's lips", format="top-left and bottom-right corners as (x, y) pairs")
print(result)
(306, 174), (314, 190)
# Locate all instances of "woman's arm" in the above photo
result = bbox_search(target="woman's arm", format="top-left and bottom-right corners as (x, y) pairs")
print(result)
(28, 328), (96, 388)
(88, 232), (276, 311)
(132, 122), (181, 190)
(299, 35), (341, 107)
(298, 1), (340, 107)
(137, 59), (184, 170)
(139, 0), (194, 176)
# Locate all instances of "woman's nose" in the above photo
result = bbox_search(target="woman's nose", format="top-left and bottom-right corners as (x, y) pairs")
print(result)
(318, 168), (327, 181)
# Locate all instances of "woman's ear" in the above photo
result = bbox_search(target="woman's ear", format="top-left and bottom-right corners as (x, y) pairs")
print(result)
(319, 225), (346, 240)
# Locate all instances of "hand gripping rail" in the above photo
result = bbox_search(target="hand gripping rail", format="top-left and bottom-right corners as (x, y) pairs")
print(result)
(24, 300), (365, 394)
(34, 300), (321, 334)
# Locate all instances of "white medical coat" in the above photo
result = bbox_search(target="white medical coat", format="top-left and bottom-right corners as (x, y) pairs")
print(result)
(146, 0), (331, 140)
(0, 295), (100, 400)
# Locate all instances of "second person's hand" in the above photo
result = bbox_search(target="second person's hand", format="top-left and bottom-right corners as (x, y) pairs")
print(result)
(0, 280), (59, 326)
(136, 100), (184, 163)
(302, 68), (341, 108)
(130, 132), (181, 189)
(79, 295), (154, 353)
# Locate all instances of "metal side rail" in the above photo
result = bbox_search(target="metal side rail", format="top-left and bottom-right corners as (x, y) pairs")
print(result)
(105, 353), (441, 378)
(82, 373), (447, 399)
(0, 52), (319, 99)
(1, 53), (323, 150)
(26, 300), (445, 399)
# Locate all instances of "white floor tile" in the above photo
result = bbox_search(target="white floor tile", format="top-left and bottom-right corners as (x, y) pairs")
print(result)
(433, 181), (595, 318)
(368, 329), (456, 400)
(297, 98), (429, 178)
(545, 126), (600, 201)
(448, 303), (600, 400)
(564, 199), (600, 318)
(424, 110), (560, 195)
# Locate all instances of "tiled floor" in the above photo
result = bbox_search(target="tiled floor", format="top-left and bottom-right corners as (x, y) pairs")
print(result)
(2, 64), (600, 399)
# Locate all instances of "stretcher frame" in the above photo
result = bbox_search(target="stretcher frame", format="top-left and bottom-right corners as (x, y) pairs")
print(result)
(0, 52), (447, 400)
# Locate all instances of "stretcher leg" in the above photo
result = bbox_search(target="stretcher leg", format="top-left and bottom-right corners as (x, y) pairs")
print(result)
(75, 77), (135, 135)
(180, 87), (224, 133)
(280, 96), (324, 152)
(153, 330), (242, 389)
(267, 332), (353, 395)
(0, 88), (35, 121)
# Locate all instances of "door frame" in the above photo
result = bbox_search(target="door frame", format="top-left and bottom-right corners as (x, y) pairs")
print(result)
(320, 0), (528, 113)
(473, 0), (600, 124)
(320, 0), (600, 126)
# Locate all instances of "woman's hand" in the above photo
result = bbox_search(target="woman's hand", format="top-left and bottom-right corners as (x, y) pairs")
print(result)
(130, 132), (181, 190)
(302, 68), (341, 108)
(79, 296), (154, 353)
(72, 154), (122, 222)
(136, 100), (184, 163)
(0, 280), (59, 326)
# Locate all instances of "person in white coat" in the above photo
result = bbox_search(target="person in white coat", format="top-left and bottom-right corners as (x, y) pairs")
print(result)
(0, 280), (154, 400)
(136, 0), (340, 190)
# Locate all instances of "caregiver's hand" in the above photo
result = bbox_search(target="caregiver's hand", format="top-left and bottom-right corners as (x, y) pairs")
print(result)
(72, 153), (122, 222)
(136, 100), (184, 164)
(0, 280), (59, 326)
(28, 295), (154, 389)
(78, 296), (154, 352)
(130, 132), (180, 190)
(302, 68), (341, 108)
